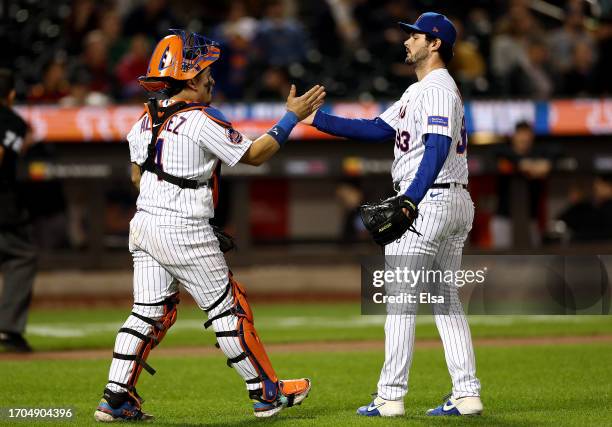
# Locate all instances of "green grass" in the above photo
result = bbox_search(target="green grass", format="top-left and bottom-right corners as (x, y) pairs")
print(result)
(24, 303), (612, 351)
(2, 303), (611, 425)
(1, 344), (611, 426)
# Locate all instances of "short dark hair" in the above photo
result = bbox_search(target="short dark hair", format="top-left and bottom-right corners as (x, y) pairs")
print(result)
(164, 78), (187, 97)
(425, 35), (454, 65)
(596, 173), (612, 185)
(515, 120), (534, 132)
(0, 68), (15, 98)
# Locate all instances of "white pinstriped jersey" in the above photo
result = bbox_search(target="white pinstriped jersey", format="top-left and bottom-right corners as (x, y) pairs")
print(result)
(379, 68), (468, 186)
(109, 100), (263, 397)
(127, 100), (252, 220)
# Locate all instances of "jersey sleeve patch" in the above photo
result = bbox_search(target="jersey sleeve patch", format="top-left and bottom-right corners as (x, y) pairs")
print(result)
(427, 116), (449, 127)
(225, 128), (243, 144)
(202, 105), (232, 128)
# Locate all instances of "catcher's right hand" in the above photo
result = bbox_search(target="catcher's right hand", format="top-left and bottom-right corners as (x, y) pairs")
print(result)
(359, 194), (420, 246)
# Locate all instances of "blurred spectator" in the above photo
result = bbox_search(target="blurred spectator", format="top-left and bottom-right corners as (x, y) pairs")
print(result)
(555, 182), (592, 242)
(491, 121), (553, 248)
(558, 174), (612, 242)
(62, 30), (115, 105)
(27, 58), (70, 104)
(59, 75), (110, 106)
(336, 180), (368, 243)
(559, 39), (597, 96)
(508, 38), (554, 99)
(212, 1), (259, 100)
(354, 0), (416, 94)
(116, 35), (151, 100)
(594, 16), (612, 94)
(77, 30), (115, 93)
(22, 143), (69, 249)
(592, 174), (612, 236)
(123, 0), (181, 41)
(252, 0), (309, 67)
(301, 0), (357, 57)
(490, 5), (542, 95)
(214, 1), (258, 43)
(64, 0), (100, 54)
(60, 72), (115, 106)
(251, 67), (291, 100)
(104, 187), (136, 241)
(449, 18), (487, 96)
(98, 9), (127, 68)
(7, 0), (611, 102)
(463, 8), (492, 61)
(547, 0), (595, 77)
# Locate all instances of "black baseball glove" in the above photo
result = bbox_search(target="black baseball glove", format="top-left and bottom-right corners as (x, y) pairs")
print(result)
(359, 194), (420, 246)
(212, 225), (237, 253)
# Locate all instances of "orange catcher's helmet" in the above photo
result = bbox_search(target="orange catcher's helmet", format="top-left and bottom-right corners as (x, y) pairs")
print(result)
(138, 29), (221, 92)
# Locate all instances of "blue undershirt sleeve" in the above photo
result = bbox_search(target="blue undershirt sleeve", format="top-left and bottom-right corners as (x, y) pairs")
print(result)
(404, 134), (453, 204)
(312, 110), (395, 141)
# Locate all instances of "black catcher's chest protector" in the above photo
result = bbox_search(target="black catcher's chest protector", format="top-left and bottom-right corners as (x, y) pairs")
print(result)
(141, 99), (212, 189)
(140, 99), (233, 251)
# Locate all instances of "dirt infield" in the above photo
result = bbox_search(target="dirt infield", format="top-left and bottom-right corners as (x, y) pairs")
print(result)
(2, 335), (611, 361)
(30, 292), (360, 309)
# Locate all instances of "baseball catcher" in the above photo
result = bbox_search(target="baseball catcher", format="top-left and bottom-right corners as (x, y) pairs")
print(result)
(93, 29), (324, 422)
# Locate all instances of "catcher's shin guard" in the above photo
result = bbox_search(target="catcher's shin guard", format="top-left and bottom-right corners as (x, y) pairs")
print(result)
(107, 293), (179, 392)
(205, 275), (279, 402)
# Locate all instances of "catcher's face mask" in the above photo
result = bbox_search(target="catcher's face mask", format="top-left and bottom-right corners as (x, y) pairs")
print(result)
(138, 29), (221, 92)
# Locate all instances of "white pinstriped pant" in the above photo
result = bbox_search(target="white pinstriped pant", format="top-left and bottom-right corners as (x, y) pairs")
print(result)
(127, 212), (229, 309)
(106, 211), (260, 393)
(377, 186), (481, 400)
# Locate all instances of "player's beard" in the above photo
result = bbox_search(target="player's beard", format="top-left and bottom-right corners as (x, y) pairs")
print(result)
(405, 46), (429, 65)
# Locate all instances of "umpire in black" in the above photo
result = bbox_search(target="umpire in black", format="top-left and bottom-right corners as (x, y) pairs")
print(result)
(0, 69), (37, 352)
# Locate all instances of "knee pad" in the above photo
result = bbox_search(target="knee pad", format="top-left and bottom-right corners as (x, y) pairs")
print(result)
(205, 276), (278, 402)
(110, 293), (179, 392)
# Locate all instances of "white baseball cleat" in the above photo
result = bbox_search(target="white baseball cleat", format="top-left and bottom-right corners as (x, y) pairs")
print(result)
(356, 395), (405, 417)
(426, 395), (483, 416)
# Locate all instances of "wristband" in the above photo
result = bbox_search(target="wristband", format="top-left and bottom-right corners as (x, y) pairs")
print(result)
(267, 111), (299, 147)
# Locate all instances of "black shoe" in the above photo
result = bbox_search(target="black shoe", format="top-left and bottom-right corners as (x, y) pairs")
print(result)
(0, 332), (33, 353)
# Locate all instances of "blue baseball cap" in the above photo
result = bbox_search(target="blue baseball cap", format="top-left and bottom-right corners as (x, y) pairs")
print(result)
(399, 12), (457, 47)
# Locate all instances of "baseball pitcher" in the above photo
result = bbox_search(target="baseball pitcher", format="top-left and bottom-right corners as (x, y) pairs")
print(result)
(94, 30), (325, 422)
(304, 13), (482, 417)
